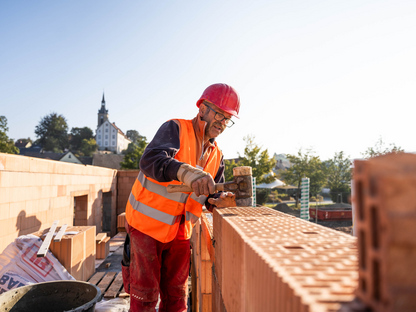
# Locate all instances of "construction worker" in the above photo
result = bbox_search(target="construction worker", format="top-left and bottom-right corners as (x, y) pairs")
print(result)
(123, 83), (240, 311)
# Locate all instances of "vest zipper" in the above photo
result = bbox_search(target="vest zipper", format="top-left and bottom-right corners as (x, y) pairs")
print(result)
(199, 123), (206, 161)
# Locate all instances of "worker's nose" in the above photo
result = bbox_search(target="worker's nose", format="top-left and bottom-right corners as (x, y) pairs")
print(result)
(219, 118), (227, 126)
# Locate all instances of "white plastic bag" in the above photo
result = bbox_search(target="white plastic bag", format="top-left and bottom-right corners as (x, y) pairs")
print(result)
(95, 298), (130, 312)
(0, 234), (74, 293)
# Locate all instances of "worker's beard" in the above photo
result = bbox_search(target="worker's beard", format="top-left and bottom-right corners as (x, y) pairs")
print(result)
(201, 108), (225, 140)
(205, 119), (225, 140)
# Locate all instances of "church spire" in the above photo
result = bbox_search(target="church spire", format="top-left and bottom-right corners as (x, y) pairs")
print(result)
(98, 93), (109, 127)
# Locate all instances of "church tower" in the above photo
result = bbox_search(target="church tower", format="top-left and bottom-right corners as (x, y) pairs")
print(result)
(97, 93), (109, 127)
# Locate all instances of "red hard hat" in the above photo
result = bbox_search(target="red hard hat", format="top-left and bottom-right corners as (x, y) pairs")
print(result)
(196, 83), (240, 118)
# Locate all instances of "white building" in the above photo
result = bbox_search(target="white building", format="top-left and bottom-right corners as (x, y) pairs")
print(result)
(96, 94), (131, 154)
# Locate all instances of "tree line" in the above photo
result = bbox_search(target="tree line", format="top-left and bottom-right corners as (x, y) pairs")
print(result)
(0, 113), (147, 165)
(224, 135), (403, 205)
(1, 114), (404, 195)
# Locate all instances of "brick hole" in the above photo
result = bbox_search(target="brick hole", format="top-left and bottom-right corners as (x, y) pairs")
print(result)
(244, 219), (257, 222)
(370, 206), (379, 249)
(373, 259), (380, 301)
(302, 231), (319, 234)
(356, 180), (364, 220)
(284, 246), (304, 250)
(222, 213), (237, 217)
(359, 230), (366, 270)
(360, 277), (367, 293)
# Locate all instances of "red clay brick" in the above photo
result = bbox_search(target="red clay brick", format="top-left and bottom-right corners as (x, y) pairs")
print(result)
(353, 153), (416, 312)
(213, 207), (358, 312)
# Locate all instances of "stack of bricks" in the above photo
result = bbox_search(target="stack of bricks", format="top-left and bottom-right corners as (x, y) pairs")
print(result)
(353, 153), (416, 311)
(117, 212), (126, 232)
(212, 206), (358, 312)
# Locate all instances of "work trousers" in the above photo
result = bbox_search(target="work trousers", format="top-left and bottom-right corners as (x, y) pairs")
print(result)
(127, 225), (190, 312)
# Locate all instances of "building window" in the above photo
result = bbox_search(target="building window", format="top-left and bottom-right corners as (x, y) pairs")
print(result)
(105, 135), (108, 139)
(112, 135), (115, 139)
(68, 154), (71, 158)
(97, 129), (101, 133)
(105, 141), (108, 146)
(98, 135), (101, 139)
(112, 141), (115, 146)
(105, 128), (108, 132)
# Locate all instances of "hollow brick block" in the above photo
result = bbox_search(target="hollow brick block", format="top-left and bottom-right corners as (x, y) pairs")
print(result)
(221, 217), (246, 312)
(213, 206), (358, 312)
(353, 153), (416, 312)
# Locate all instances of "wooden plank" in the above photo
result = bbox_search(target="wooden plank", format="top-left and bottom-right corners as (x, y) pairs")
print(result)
(88, 271), (106, 285)
(54, 224), (67, 242)
(37, 220), (59, 257)
(104, 272), (124, 298)
(96, 232), (107, 244)
(97, 272), (117, 295)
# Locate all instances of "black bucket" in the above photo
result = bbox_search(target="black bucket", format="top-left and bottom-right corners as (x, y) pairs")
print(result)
(0, 280), (102, 312)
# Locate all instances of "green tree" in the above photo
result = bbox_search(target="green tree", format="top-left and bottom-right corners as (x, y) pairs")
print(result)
(79, 138), (98, 156)
(69, 127), (94, 151)
(0, 116), (19, 154)
(238, 135), (276, 184)
(224, 158), (238, 182)
(361, 137), (404, 159)
(280, 149), (326, 205)
(324, 151), (352, 203)
(120, 135), (148, 169)
(126, 130), (144, 143)
(34, 113), (69, 152)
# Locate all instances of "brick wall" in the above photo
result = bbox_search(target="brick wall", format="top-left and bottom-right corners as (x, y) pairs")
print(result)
(0, 153), (117, 253)
(116, 170), (139, 216)
(192, 207), (359, 312)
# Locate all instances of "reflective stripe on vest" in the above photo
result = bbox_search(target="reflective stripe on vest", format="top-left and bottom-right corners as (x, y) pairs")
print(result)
(128, 192), (181, 225)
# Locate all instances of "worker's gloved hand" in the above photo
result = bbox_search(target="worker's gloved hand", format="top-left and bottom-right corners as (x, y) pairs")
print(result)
(208, 192), (236, 208)
(177, 164), (215, 197)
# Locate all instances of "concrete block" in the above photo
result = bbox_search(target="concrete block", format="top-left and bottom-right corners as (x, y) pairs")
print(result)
(7, 154), (30, 172)
(29, 157), (50, 173)
(9, 200), (26, 218)
(0, 187), (9, 205)
(0, 203), (10, 220)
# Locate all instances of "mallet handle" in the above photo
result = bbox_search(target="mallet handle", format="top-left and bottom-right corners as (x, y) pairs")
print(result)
(167, 183), (225, 193)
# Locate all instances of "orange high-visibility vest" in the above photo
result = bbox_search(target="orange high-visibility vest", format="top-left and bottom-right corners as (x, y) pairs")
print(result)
(125, 119), (223, 243)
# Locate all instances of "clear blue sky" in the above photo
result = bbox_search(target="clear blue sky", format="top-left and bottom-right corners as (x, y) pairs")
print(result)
(1, 0), (415, 160)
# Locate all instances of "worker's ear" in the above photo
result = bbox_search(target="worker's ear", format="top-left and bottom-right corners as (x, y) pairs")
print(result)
(198, 102), (206, 117)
